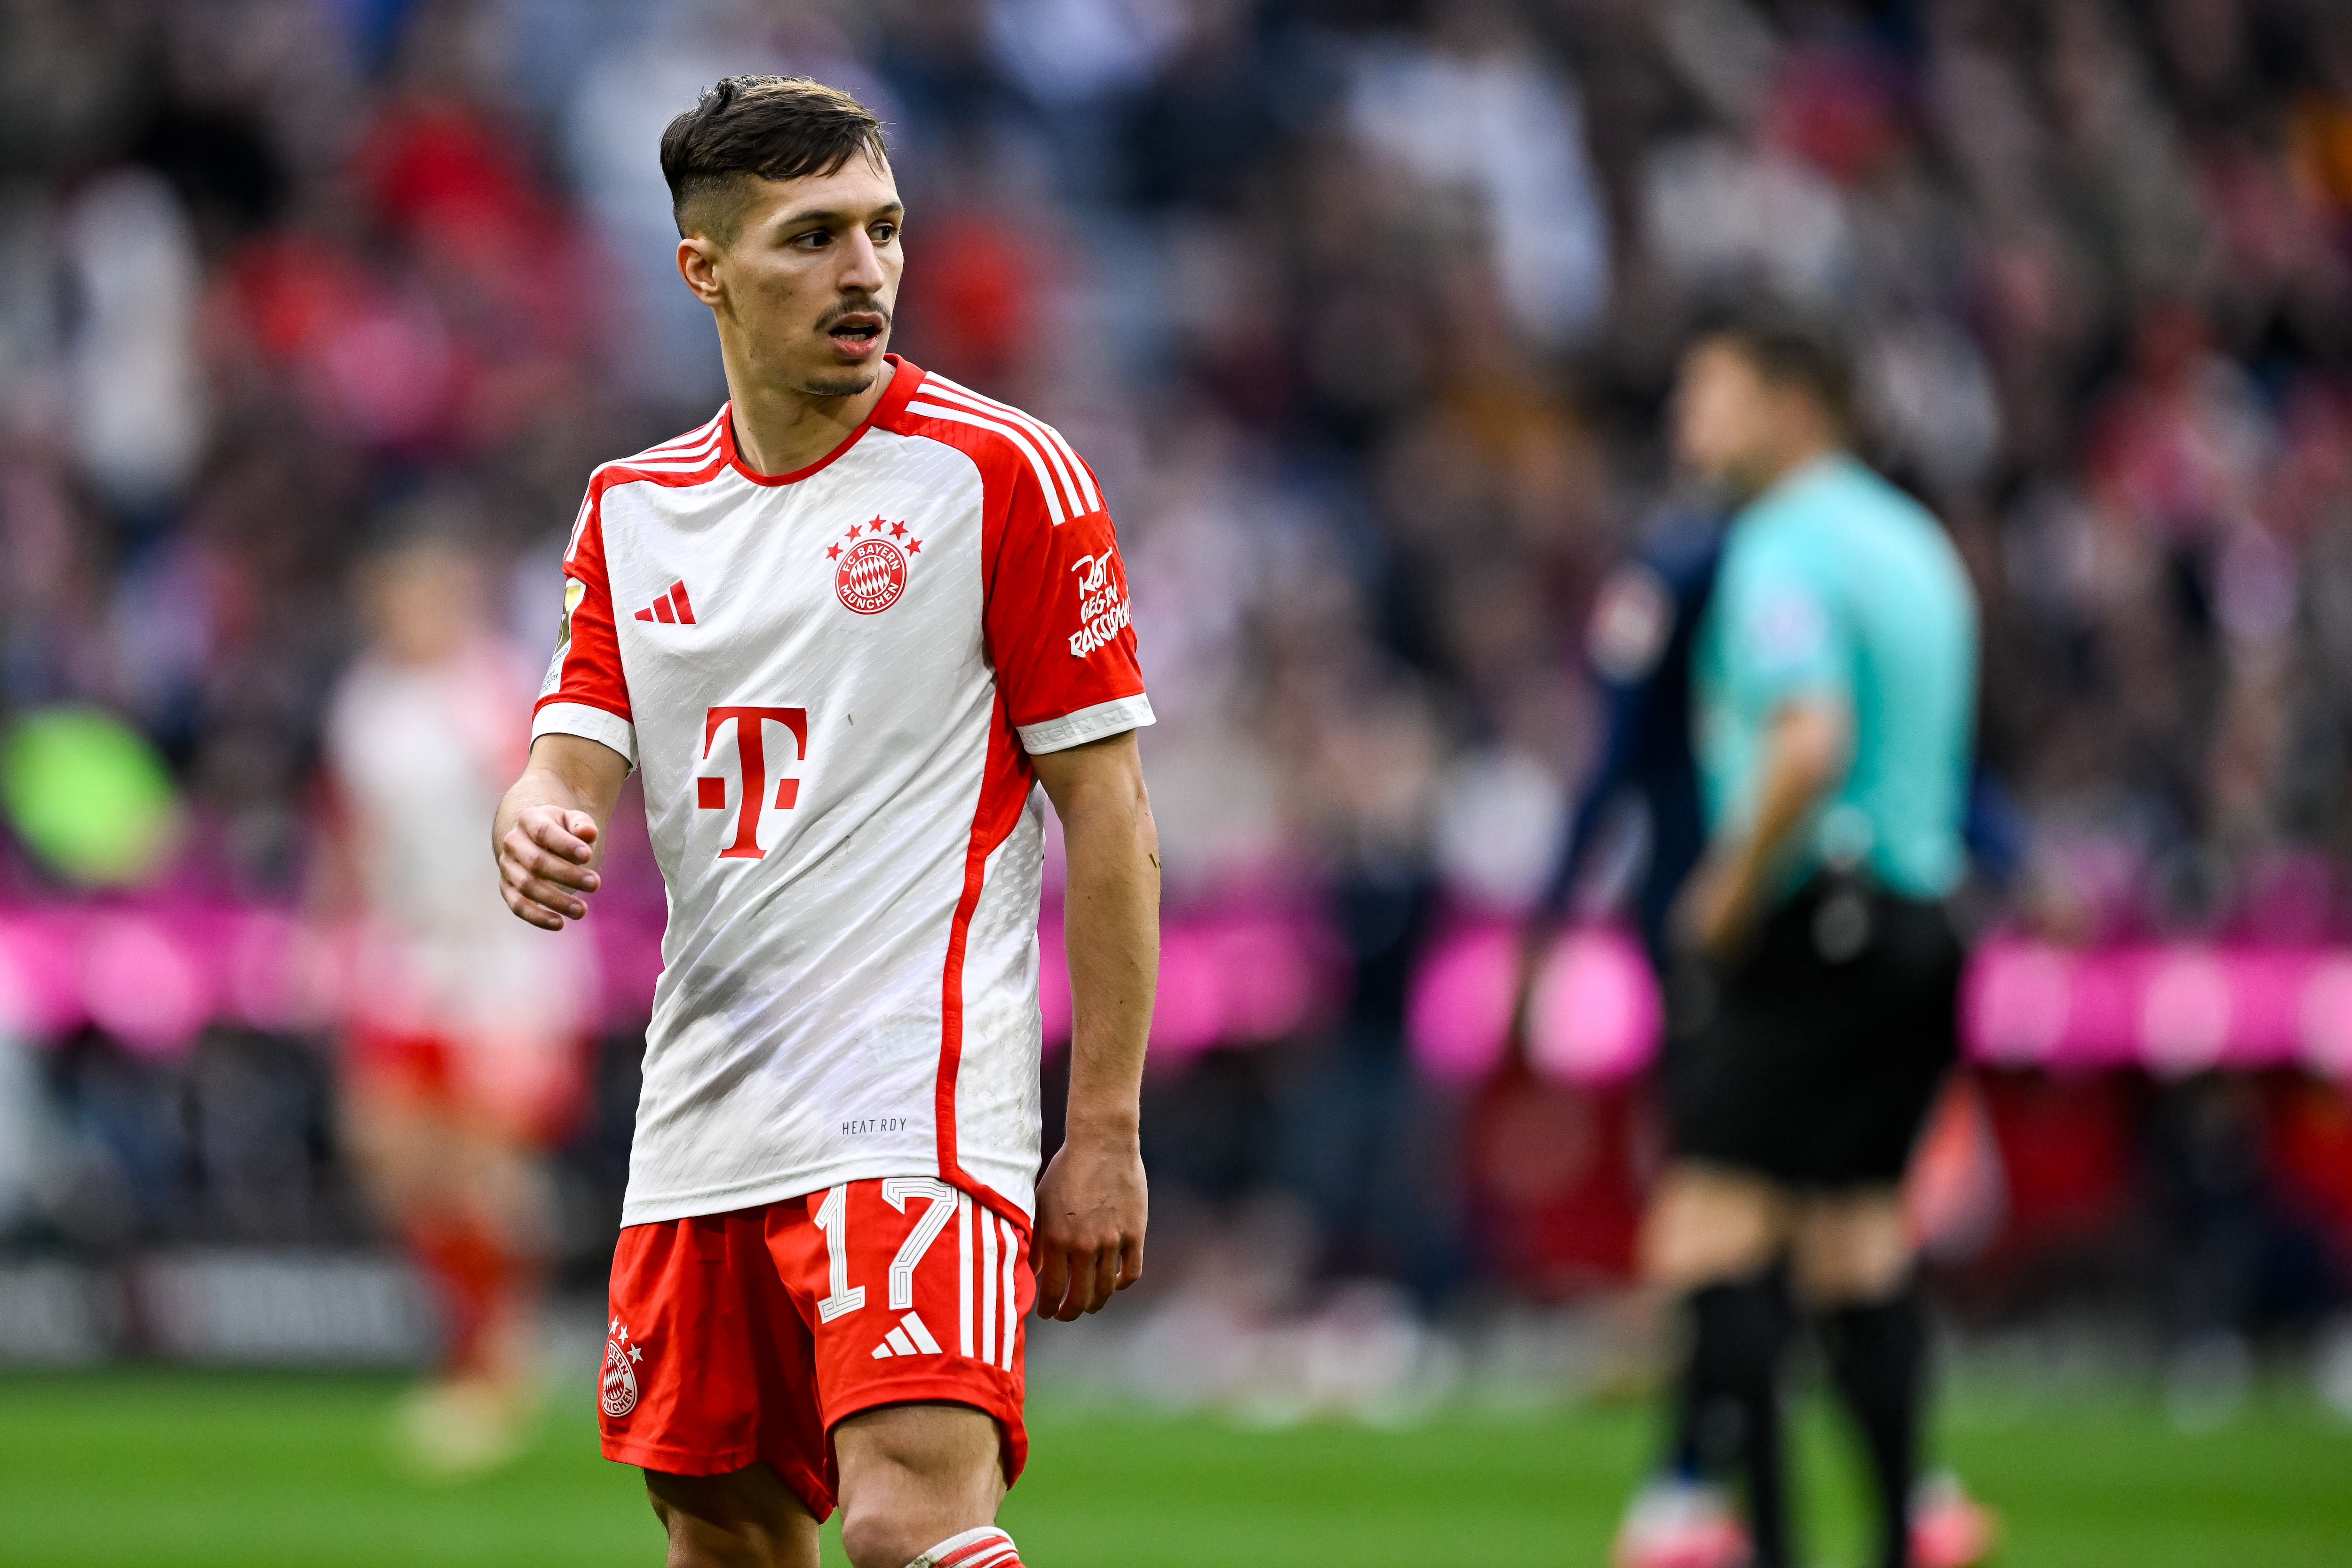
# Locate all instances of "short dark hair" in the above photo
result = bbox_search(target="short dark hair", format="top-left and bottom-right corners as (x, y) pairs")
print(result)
(1694, 300), (1856, 430)
(659, 75), (890, 242)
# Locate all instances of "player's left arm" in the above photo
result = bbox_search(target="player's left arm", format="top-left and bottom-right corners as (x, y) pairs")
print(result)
(1029, 729), (1160, 1321)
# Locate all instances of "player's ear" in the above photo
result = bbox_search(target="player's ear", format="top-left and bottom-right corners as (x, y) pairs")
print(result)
(676, 233), (726, 305)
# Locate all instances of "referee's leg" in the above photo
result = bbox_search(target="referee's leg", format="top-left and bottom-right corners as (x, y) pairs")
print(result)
(1641, 1163), (1799, 1568)
(1795, 1188), (1921, 1568)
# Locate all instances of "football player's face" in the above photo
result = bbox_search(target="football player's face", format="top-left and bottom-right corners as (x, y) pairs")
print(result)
(1672, 338), (1775, 490)
(683, 156), (904, 399)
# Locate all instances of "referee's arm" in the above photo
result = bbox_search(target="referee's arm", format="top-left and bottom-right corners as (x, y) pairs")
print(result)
(1676, 698), (1850, 957)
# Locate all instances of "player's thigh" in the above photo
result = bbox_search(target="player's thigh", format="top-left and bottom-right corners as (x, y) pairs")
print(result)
(341, 1083), (458, 1212)
(1790, 1186), (1911, 1305)
(1640, 1160), (1795, 1290)
(833, 1402), (1007, 1568)
(645, 1461), (823, 1568)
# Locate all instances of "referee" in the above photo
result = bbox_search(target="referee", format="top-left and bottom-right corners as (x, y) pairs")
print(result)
(1644, 306), (1988, 1568)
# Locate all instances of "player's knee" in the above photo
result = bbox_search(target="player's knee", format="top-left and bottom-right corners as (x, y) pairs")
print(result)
(834, 1432), (1003, 1568)
(1791, 1192), (1910, 1305)
(836, 1498), (935, 1568)
(1641, 1166), (1789, 1288)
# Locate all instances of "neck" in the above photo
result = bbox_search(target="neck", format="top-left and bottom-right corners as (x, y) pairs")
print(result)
(1736, 433), (1838, 501)
(722, 350), (895, 478)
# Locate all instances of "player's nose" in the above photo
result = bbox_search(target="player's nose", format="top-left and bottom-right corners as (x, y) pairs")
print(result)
(837, 230), (889, 294)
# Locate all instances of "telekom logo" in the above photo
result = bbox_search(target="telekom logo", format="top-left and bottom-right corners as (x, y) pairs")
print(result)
(698, 706), (808, 860)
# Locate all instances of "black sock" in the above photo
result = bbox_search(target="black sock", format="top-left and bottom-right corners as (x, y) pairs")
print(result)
(1820, 1286), (1927, 1568)
(1680, 1273), (1795, 1568)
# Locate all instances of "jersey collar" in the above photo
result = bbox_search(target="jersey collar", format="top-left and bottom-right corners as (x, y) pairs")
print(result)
(719, 354), (928, 487)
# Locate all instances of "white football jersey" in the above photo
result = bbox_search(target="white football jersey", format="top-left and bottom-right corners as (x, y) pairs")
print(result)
(531, 358), (1150, 1227)
(328, 639), (596, 1056)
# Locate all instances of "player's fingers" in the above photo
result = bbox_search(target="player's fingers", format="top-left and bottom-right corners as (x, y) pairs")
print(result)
(498, 883), (567, 930)
(1115, 1232), (1145, 1291)
(525, 815), (596, 863)
(1048, 1243), (1101, 1320)
(563, 810), (601, 843)
(505, 835), (600, 890)
(503, 868), (589, 921)
(1083, 1244), (1121, 1314)
(1034, 1241), (1073, 1320)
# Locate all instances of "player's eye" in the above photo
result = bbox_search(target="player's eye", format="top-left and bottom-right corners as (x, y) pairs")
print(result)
(793, 229), (833, 250)
(872, 223), (898, 245)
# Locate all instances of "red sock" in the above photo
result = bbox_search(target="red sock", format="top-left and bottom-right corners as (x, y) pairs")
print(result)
(408, 1221), (518, 1378)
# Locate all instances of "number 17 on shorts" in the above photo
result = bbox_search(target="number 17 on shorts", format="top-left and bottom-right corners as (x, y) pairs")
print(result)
(599, 1179), (1036, 1497)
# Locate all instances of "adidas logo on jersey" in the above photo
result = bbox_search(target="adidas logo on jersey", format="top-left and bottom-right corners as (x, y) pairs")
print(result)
(634, 580), (697, 624)
(870, 1309), (943, 1360)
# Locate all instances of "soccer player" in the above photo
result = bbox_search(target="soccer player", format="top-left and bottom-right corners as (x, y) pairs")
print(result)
(325, 532), (593, 1474)
(492, 78), (1159, 1568)
(1507, 510), (1740, 1567)
(1637, 307), (1994, 1568)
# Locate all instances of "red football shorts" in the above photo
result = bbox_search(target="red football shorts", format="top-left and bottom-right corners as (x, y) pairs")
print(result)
(599, 1179), (1033, 1519)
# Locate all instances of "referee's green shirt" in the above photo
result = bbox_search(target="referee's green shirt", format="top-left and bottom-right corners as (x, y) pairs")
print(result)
(1692, 453), (1979, 901)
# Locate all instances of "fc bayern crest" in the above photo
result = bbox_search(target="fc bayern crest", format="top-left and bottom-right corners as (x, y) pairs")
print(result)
(602, 1321), (642, 1418)
(836, 538), (908, 614)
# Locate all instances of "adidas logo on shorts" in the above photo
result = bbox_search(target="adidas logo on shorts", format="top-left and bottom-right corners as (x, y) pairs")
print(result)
(870, 1309), (942, 1359)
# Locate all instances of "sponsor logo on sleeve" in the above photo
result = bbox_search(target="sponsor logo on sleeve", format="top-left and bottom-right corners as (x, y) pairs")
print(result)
(1066, 550), (1132, 658)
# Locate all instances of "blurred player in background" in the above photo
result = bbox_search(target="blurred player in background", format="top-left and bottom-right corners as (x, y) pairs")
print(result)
(495, 77), (1159, 1568)
(323, 528), (594, 1474)
(1623, 308), (1995, 1568)
(1510, 504), (1730, 1565)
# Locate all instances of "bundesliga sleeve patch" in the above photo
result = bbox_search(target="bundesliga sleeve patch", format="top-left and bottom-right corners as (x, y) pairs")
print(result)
(557, 577), (586, 650)
(1745, 587), (1831, 673)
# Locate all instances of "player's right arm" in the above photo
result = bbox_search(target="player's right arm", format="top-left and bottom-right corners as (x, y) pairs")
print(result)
(493, 734), (629, 930)
(505, 482), (636, 930)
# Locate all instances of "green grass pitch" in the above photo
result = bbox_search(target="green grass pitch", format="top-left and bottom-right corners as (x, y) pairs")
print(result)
(1, 1370), (2348, 1566)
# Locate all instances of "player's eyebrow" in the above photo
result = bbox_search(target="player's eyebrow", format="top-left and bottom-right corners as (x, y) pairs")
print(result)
(778, 201), (904, 230)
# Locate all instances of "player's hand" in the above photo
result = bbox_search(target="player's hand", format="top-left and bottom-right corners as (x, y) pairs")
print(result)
(1673, 854), (1753, 961)
(1031, 1130), (1146, 1321)
(495, 805), (602, 929)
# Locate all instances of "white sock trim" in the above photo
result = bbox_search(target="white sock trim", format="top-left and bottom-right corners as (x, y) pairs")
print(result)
(906, 1525), (1017, 1568)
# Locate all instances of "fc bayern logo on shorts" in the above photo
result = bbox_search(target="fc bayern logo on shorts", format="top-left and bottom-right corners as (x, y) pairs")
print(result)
(602, 1319), (642, 1418)
(836, 538), (908, 614)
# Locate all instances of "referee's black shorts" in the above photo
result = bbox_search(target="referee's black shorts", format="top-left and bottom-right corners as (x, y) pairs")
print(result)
(1662, 875), (1964, 1189)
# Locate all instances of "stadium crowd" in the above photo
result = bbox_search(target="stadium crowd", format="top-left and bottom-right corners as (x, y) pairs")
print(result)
(9, 0), (2352, 1384)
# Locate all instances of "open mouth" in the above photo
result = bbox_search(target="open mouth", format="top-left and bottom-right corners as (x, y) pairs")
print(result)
(826, 311), (887, 355)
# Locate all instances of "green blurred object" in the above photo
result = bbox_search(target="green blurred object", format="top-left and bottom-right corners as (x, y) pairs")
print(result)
(0, 706), (181, 887)
(2, 1372), (2350, 1567)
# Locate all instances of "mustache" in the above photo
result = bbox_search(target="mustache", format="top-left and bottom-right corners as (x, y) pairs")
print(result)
(817, 298), (892, 329)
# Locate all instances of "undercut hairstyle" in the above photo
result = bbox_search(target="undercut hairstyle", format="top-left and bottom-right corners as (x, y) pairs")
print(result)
(659, 75), (890, 243)
(1696, 301), (1857, 431)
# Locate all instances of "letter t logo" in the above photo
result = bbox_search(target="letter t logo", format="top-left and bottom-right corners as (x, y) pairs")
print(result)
(699, 706), (808, 860)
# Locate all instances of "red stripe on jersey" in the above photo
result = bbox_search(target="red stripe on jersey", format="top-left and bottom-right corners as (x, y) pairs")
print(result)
(634, 608), (654, 621)
(935, 694), (1038, 1219)
(669, 581), (696, 623)
(882, 377), (1146, 748)
(652, 596), (676, 624)
(538, 477), (634, 725)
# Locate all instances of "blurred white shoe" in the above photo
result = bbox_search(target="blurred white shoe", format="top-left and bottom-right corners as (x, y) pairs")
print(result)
(390, 1376), (536, 1480)
(1910, 1470), (2000, 1568)
(1609, 1476), (1751, 1568)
